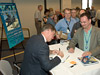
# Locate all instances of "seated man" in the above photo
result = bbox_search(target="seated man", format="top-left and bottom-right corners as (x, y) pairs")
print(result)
(68, 13), (100, 57)
(20, 24), (64, 75)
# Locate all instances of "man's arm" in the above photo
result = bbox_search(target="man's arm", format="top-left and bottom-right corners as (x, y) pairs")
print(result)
(71, 23), (77, 38)
(55, 20), (62, 31)
(38, 44), (63, 71)
(90, 30), (100, 56)
(68, 30), (79, 53)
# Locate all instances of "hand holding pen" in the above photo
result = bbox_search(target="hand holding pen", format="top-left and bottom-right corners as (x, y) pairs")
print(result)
(50, 48), (61, 54)
(57, 48), (64, 58)
(50, 48), (64, 58)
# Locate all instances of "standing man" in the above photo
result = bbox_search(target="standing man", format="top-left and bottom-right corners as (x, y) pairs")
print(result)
(95, 10), (100, 28)
(20, 24), (64, 75)
(34, 5), (43, 34)
(46, 13), (56, 27)
(90, 6), (96, 26)
(71, 8), (79, 22)
(55, 8), (76, 40)
(68, 13), (100, 57)
(55, 9), (63, 20)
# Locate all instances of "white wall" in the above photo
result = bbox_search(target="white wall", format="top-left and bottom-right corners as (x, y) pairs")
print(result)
(62, 0), (71, 9)
(93, 0), (100, 10)
(71, 0), (81, 9)
(47, 0), (59, 12)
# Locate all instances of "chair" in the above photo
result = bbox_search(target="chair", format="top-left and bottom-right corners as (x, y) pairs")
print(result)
(0, 60), (18, 75)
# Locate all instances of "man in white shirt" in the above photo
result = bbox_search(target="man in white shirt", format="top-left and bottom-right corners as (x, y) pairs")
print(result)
(34, 5), (43, 34)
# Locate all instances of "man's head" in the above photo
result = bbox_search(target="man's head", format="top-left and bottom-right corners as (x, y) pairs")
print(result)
(38, 5), (43, 11)
(55, 9), (60, 15)
(80, 13), (91, 29)
(49, 13), (54, 19)
(41, 24), (56, 42)
(44, 9), (50, 16)
(63, 8), (71, 20)
(79, 9), (85, 16)
(91, 6), (94, 10)
(71, 9), (77, 18)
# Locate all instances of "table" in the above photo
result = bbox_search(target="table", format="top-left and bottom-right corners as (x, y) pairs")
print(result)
(49, 42), (100, 75)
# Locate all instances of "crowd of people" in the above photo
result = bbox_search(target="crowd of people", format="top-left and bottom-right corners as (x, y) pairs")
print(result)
(34, 5), (100, 40)
(20, 5), (100, 75)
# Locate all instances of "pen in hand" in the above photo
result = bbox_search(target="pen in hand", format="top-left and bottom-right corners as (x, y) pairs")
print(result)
(57, 48), (64, 58)
(59, 48), (60, 51)
(58, 48), (60, 54)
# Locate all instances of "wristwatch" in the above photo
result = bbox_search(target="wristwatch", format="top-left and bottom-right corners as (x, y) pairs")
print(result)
(67, 46), (70, 50)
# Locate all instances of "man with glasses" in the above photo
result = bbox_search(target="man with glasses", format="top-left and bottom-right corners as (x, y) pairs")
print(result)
(55, 8), (76, 40)
(71, 8), (79, 22)
(68, 13), (100, 57)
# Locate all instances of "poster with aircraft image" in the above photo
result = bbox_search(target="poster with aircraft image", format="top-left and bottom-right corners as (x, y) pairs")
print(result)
(0, 3), (24, 48)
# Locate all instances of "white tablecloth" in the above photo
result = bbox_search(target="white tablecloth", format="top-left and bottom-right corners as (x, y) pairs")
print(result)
(49, 42), (100, 75)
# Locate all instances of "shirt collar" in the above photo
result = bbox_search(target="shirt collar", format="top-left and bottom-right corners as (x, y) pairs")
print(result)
(84, 26), (92, 33)
(41, 34), (47, 42)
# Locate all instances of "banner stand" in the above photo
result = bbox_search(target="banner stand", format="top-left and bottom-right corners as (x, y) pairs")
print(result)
(0, 21), (24, 73)
(0, 23), (4, 60)
(0, 23), (24, 72)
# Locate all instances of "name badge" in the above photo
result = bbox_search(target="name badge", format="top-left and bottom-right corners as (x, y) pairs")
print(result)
(67, 29), (70, 33)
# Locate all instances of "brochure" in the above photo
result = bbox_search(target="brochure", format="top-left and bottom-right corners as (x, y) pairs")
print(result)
(78, 56), (99, 66)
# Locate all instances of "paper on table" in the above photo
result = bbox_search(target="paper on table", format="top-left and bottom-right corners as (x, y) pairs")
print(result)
(50, 63), (73, 75)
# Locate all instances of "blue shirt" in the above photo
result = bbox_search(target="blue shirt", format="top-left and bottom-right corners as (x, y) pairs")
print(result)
(72, 17), (79, 22)
(55, 18), (76, 40)
(46, 17), (56, 27)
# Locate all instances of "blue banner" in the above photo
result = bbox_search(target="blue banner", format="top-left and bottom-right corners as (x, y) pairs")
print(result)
(0, 3), (24, 48)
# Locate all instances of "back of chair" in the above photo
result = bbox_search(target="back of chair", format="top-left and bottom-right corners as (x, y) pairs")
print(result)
(0, 60), (13, 75)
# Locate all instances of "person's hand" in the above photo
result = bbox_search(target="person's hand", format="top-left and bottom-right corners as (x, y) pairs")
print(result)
(43, 18), (47, 22)
(74, 30), (77, 33)
(82, 51), (92, 57)
(68, 48), (74, 53)
(57, 51), (64, 58)
(56, 34), (60, 39)
(50, 50), (59, 54)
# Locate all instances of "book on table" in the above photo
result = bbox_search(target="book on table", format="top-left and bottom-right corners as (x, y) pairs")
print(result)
(78, 56), (99, 66)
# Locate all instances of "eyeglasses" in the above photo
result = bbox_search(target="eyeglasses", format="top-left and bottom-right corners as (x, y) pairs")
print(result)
(64, 13), (71, 14)
(71, 12), (76, 13)
(80, 22), (87, 24)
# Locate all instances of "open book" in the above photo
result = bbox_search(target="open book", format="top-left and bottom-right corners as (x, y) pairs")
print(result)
(78, 56), (99, 66)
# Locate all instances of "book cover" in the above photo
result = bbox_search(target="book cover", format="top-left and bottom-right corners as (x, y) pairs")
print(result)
(78, 56), (99, 66)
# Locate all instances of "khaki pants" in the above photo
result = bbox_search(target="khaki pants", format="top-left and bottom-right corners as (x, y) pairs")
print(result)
(35, 21), (42, 34)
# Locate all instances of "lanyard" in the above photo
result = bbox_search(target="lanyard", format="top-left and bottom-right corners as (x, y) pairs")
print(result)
(64, 18), (71, 31)
(84, 29), (92, 49)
